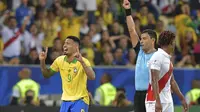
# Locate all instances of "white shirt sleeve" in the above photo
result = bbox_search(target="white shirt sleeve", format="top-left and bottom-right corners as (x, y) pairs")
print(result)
(94, 89), (102, 103)
(185, 93), (191, 105)
(12, 86), (20, 98)
(149, 52), (162, 71)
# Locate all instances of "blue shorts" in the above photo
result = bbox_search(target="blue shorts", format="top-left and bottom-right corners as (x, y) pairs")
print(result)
(60, 99), (89, 112)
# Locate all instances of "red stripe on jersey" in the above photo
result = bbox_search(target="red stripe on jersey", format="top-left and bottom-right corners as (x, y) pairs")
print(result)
(146, 62), (173, 101)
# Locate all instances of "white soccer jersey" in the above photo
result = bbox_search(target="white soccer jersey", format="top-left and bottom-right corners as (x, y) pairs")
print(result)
(146, 48), (173, 103)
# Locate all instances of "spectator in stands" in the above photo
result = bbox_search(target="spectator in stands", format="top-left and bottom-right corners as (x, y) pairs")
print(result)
(137, 5), (149, 27)
(35, 8), (46, 31)
(142, 12), (156, 30)
(36, 0), (47, 12)
(0, 51), (6, 64)
(101, 51), (114, 66)
(194, 37), (200, 66)
(113, 48), (129, 66)
(98, 30), (114, 50)
(15, 0), (34, 29)
(29, 23), (44, 54)
(47, 37), (63, 58)
(46, 51), (60, 65)
(155, 20), (165, 38)
(21, 47), (40, 64)
(132, 17), (142, 36)
(10, 68), (40, 106)
(1, 16), (29, 63)
(60, 5), (87, 41)
(95, 16), (107, 33)
(112, 88), (132, 107)
(0, 36), (3, 53)
(176, 55), (194, 68)
(118, 36), (129, 59)
(42, 9), (60, 48)
(127, 49), (136, 66)
(89, 24), (101, 44)
(81, 35), (95, 66)
(110, 21), (124, 36)
(50, 0), (64, 19)
(94, 73), (116, 106)
(96, 0), (113, 27)
(80, 17), (89, 37)
(76, 0), (96, 24)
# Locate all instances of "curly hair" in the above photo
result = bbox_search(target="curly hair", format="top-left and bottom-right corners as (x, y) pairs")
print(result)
(158, 31), (175, 47)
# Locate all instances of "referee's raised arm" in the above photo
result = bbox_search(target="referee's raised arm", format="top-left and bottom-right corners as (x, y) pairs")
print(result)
(123, 0), (140, 48)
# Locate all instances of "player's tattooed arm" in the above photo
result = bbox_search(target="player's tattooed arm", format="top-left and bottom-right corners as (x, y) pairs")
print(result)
(81, 61), (95, 80)
(40, 61), (55, 78)
(74, 47), (95, 80)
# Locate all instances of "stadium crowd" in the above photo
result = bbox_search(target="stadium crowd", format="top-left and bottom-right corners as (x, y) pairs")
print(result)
(0, 0), (200, 68)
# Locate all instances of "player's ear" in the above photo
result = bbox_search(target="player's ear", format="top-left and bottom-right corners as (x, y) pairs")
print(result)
(151, 38), (155, 44)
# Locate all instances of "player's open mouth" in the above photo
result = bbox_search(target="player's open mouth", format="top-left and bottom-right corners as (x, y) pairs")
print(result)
(64, 48), (68, 52)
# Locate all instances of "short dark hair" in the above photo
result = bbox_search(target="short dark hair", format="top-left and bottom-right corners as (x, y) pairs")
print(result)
(53, 37), (61, 43)
(66, 36), (80, 46)
(104, 73), (112, 82)
(142, 29), (157, 48)
(158, 31), (175, 47)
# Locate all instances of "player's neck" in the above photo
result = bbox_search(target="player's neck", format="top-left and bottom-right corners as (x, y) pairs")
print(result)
(66, 55), (75, 62)
(161, 47), (171, 55)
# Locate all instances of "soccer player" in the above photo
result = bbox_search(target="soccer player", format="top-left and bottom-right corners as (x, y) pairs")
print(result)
(39, 36), (95, 112)
(146, 31), (188, 112)
(123, 0), (157, 112)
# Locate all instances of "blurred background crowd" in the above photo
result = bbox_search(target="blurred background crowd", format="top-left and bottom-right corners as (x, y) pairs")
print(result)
(0, 0), (200, 68)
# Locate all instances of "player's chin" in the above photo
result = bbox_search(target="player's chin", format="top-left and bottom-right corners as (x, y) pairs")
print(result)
(63, 51), (68, 55)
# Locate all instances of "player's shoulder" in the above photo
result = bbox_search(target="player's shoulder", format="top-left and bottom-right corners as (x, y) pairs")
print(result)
(151, 50), (163, 59)
(82, 57), (90, 62)
(55, 55), (65, 62)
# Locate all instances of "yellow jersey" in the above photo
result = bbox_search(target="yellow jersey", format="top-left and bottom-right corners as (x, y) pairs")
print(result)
(60, 17), (81, 41)
(42, 19), (60, 47)
(50, 55), (91, 104)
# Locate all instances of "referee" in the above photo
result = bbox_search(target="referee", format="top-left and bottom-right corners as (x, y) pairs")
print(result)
(123, 0), (157, 112)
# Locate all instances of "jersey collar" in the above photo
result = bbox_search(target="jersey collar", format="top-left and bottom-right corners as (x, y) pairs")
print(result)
(64, 56), (77, 64)
(158, 48), (171, 58)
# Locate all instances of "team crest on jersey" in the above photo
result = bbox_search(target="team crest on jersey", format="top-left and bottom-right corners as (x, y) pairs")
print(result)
(81, 109), (85, 112)
(74, 67), (78, 73)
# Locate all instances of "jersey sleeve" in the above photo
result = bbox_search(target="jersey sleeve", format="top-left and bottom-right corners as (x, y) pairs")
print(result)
(149, 52), (162, 71)
(50, 57), (60, 72)
(83, 58), (91, 67)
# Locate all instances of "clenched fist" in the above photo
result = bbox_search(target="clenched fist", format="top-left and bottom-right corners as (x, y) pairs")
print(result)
(123, 0), (131, 9)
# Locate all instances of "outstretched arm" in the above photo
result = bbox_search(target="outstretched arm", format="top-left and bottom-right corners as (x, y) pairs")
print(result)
(123, 0), (139, 47)
(39, 47), (55, 78)
(74, 47), (95, 80)
(171, 75), (188, 112)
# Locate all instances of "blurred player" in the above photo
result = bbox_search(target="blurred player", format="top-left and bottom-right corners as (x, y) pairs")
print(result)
(123, 0), (157, 112)
(39, 36), (95, 112)
(146, 31), (188, 112)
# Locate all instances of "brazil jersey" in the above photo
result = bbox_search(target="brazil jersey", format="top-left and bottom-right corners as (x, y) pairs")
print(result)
(50, 55), (91, 104)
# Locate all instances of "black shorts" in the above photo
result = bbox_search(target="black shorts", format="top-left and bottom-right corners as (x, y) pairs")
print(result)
(134, 90), (147, 112)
